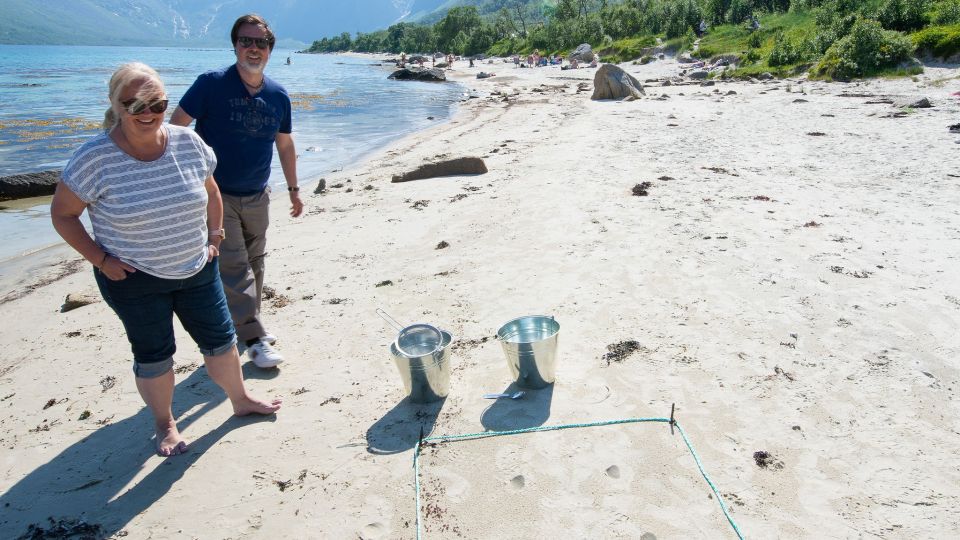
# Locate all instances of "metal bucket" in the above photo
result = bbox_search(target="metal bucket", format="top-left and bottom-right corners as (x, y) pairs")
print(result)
(389, 330), (452, 403)
(496, 315), (559, 389)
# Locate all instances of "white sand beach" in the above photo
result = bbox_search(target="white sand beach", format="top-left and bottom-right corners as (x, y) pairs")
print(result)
(1, 56), (959, 538)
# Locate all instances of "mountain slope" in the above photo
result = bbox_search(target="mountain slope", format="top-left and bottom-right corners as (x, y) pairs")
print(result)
(0, 0), (452, 46)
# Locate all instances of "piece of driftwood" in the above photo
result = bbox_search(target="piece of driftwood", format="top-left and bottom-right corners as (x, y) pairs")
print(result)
(392, 157), (487, 183)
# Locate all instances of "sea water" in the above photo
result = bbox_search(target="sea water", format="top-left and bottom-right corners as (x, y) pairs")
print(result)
(0, 44), (464, 266)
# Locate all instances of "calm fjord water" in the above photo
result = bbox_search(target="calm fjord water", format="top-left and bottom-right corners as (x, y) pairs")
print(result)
(0, 45), (464, 262)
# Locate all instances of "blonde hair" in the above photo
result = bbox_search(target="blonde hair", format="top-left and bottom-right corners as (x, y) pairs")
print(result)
(102, 62), (165, 131)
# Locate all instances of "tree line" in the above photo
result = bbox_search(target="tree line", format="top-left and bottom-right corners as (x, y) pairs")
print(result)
(305, 0), (959, 78)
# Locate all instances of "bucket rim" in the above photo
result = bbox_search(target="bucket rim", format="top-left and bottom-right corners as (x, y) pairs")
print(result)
(390, 329), (454, 361)
(496, 314), (559, 342)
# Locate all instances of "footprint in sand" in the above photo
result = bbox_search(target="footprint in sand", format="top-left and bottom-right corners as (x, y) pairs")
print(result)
(360, 522), (387, 539)
(510, 474), (525, 489)
(641, 533), (658, 540)
(605, 465), (621, 479)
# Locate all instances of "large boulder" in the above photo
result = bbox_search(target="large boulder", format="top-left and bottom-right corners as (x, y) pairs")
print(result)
(0, 170), (60, 200)
(569, 43), (595, 63)
(388, 67), (447, 82)
(392, 157), (487, 183)
(591, 64), (645, 101)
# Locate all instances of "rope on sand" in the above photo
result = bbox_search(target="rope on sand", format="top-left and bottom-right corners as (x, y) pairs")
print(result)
(413, 416), (745, 540)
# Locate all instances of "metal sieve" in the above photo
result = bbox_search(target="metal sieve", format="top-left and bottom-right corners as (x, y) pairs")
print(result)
(376, 308), (444, 358)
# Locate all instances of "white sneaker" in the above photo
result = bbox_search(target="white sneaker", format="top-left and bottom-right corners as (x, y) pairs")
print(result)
(261, 333), (277, 345)
(248, 341), (284, 368)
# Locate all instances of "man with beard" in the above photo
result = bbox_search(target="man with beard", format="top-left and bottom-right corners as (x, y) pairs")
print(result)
(171, 13), (303, 369)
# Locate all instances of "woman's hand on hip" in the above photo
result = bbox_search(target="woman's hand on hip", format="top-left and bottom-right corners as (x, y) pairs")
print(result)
(101, 255), (137, 281)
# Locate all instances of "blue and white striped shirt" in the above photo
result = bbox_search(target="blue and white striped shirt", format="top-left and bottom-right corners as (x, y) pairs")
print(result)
(62, 125), (217, 279)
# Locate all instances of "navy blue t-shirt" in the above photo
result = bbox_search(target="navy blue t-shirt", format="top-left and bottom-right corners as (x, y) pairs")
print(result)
(178, 65), (292, 196)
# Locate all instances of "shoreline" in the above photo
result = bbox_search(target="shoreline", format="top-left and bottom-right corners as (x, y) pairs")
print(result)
(0, 58), (469, 300)
(1, 55), (959, 537)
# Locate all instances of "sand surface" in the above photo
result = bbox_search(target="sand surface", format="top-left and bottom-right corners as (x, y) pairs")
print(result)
(1, 56), (959, 539)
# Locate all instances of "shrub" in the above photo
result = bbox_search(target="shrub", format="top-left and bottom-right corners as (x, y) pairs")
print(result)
(912, 24), (960, 58)
(876, 0), (929, 32)
(815, 18), (915, 79)
(931, 0), (960, 25)
(748, 30), (765, 47)
(600, 35), (658, 63)
(813, 2), (861, 52)
(768, 32), (815, 65)
(728, 0), (753, 24)
(488, 36), (524, 57)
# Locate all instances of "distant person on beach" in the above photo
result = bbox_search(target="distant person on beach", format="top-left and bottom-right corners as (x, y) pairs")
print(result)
(171, 13), (303, 369)
(286, 56), (291, 65)
(50, 62), (282, 457)
(696, 19), (707, 38)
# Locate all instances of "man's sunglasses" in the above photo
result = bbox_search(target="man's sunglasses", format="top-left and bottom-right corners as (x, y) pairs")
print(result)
(237, 36), (273, 49)
(120, 99), (169, 115)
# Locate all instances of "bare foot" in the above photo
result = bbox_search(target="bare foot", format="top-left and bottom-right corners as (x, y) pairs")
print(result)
(155, 420), (188, 457)
(233, 394), (283, 416)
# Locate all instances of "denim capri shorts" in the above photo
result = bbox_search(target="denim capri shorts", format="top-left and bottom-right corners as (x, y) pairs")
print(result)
(94, 259), (237, 378)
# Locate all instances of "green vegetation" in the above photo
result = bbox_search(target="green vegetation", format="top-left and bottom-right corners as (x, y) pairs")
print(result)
(913, 23), (960, 57)
(598, 36), (659, 63)
(305, 0), (960, 80)
(813, 17), (915, 78)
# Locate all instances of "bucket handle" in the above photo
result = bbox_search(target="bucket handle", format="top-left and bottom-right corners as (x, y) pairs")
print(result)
(376, 307), (405, 331)
(495, 315), (555, 341)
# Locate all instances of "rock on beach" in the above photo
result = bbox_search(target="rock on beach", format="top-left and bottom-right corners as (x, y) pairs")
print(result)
(0, 170), (60, 200)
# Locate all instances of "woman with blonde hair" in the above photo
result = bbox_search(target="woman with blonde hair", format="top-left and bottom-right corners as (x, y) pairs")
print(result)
(51, 62), (282, 457)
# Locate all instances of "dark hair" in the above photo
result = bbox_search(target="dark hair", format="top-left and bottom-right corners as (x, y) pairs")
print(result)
(230, 14), (276, 51)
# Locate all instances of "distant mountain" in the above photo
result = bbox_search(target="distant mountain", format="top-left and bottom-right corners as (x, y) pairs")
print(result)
(0, 0), (452, 47)
(407, 0), (555, 25)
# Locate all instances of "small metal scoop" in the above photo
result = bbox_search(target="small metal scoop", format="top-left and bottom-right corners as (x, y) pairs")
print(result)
(482, 391), (525, 399)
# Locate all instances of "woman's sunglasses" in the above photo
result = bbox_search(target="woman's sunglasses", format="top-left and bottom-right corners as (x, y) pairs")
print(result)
(120, 98), (169, 115)
(237, 36), (272, 49)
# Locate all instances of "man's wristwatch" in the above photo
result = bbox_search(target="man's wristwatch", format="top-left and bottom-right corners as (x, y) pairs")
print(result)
(288, 186), (299, 192)
(208, 228), (226, 240)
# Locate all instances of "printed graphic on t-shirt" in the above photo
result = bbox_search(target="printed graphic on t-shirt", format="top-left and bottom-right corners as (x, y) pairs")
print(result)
(227, 97), (280, 138)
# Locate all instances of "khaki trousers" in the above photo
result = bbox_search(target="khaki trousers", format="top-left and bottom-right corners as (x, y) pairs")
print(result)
(219, 190), (270, 342)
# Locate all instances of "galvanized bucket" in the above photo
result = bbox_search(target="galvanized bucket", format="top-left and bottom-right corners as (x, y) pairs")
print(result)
(390, 329), (452, 403)
(496, 315), (559, 389)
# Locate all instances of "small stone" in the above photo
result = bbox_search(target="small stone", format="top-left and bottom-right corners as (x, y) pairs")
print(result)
(61, 293), (98, 313)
